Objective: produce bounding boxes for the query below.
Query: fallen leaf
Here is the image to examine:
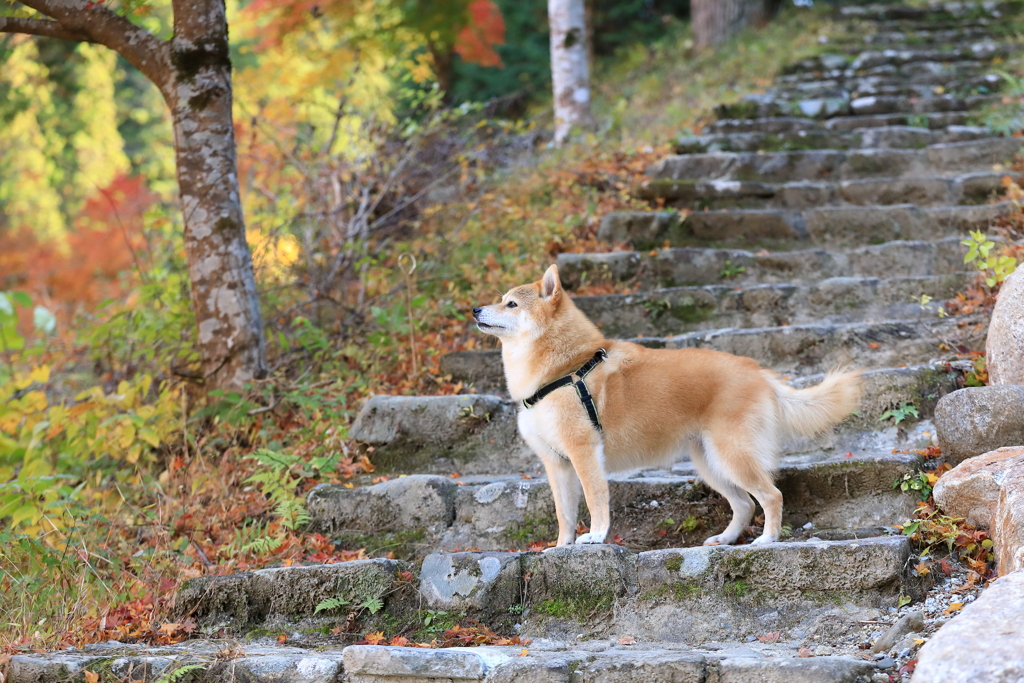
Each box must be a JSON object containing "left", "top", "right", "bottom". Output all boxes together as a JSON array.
[
  {"left": 756, "top": 631, "right": 781, "bottom": 643},
  {"left": 943, "top": 602, "right": 963, "bottom": 615},
  {"left": 519, "top": 648, "right": 530, "bottom": 657},
  {"left": 899, "top": 659, "right": 917, "bottom": 675},
  {"left": 84, "top": 672, "right": 100, "bottom": 683},
  {"left": 277, "top": 634, "right": 288, "bottom": 644},
  {"left": 798, "top": 647, "right": 814, "bottom": 658},
  {"left": 618, "top": 636, "right": 637, "bottom": 645},
  {"left": 868, "top": 342, "right": 881, "bottom": 349}
]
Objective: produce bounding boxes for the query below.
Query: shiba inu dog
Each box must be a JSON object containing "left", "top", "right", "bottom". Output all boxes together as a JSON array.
[{"left": 473, "top": 264, "right": 862, "bottom": 547}]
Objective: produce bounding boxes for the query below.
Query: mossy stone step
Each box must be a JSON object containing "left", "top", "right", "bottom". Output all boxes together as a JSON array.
[
  {"left": 838, "top": 2, "right": 1021, "bottom": 22},
  {"left": 598, "top": 202, "right": 1012, "bottom": 251},
  {"left": 638, "top": 172, "right": 1002, "bottom": 210},
  {"left": 676, "top": 127, "right": 990, "bottom": 155},
  {"left": 557, "top": 237, "right": 966, "bottom": 291},
  {"left": 709, "top": 110, "right": 973, "bottom": 135},
  {"left": 780, "top": 41, "right": 1008, "bottom": 75},
  {"left": 344, "top": 366, "right": 958, "bottom": 479},
  {"left": 309, "top": 449, "right": 922, "bottom": 554},
  {"left": 713, "top": 92, "right": 1000, "bottom": 121},
  {"left": 573, "top": 273, "right": 971, "bottom": 338},
  {"left": 647, "top": 138, "right": 1021, "bottom": 184}
]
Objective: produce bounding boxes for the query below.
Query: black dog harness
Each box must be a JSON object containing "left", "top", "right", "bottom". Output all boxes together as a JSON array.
[{"left": 522, "top": 349, "right": 608, "bottom": 432}]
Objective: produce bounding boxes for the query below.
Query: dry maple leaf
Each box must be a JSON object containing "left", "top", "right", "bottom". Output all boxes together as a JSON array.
[
  {"left": 83, "top": 672, "right": 100, "bottom": 683},
  {"left": 797, "top": 647, "right": 814, "bottom": 658},
  {"left": 617, "top": 636, "right": 637, "bottom": 645},
  {"left": 756, "top": 631, "right": 781, "bottom": 643}
]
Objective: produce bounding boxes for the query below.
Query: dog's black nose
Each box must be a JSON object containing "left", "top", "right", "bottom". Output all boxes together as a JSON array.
[{"left": 472, "top": 307, "right": 482, "bottom": 319}]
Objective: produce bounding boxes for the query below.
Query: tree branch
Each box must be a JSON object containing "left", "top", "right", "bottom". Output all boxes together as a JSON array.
[
  {"left": 10, "top": 0, "right": 173, "bottom": 96},
  {"left": 0, "top": 15, "right": 93, "bottom": 42}
]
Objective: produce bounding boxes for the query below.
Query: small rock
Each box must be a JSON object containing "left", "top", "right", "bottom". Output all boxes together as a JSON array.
[
  {"left": 875, "top": 657, "right": 897, "bottom": 670},
  {"left": 871, "top": 611, "right": 924, "bottom": 653},
  {"left": 746, "top": 635, "right": 758, "bottom": 642},
  {"left": 813, "top": 645, "right": 834, "bottom": 656},
  {"left": 872, "top": 674, "right": 890, "bottom": 683}
]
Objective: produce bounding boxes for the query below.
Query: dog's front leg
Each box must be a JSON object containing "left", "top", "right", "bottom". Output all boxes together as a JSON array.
[
  {"left": 539, "top": 450, "right": 583, "bottom": 546},
  {"left": 566, "top": 442, "right": 610, "bottom": 544}
]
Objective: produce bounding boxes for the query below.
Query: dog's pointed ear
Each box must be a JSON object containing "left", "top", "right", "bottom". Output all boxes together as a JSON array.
[{"left": 541, "top": 264, "right": 562, "bottom": 302}]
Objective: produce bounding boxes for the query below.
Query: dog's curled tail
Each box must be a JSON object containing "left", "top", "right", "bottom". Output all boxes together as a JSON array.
[{"left": 765, "top": 369, "right": 863, "bottom": 438}]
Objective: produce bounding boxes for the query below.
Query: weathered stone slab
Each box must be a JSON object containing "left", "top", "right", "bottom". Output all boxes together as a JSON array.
[
  {"left": 996, "top": 465, "right": 1024, "bottom": 574},
  {"left": 934, "top": 386, "right": 1024, "bottom": 464},
  {"left": 912, "top": 570, "right": 1024, "bottom": 683},
  {"left": 716, "top": 656, "right": 875, "bottom": 683},
  {"left": 419, "top": 551, "right": 523, "bottom": 621},
  {"left": 986, "top": 268, "right": 1024, "bottom": 385},
  {"left": 344, "top": 645, "right": 517, "bottom": 681},
  {"left": 575, "top": 652, "right": 707, "bottom": 682},
  {"left": 349, "top": 394, "right": 531, "bottom": 474},
  {"left": 597, "top": 211, "right": 684, "bottom": 249},
  {"left": 307, "top": 474, "right": 457, "bottom": 538},
  {"left": 524, "top": 544, "right": 639, "bottom": 611},
  {"left": 557, "top": 238, "right": 966, "bottom": 291},
  {"left": 175, "top": 559, "right": 409, "bottom": 632},
  {"left": 933, "top": 446, "right": 1024, "bottom": 527}
]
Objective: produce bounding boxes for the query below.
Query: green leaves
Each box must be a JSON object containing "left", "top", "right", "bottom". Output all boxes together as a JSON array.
[
  {"left": 879, "top": 402, "right": 919, "bottom": 425},
  {"left": 962, "top": 230, "right": 1018, "bottom": 288},
  {"left": 0, "top": 291, "right": 49, "bottom": 354}
]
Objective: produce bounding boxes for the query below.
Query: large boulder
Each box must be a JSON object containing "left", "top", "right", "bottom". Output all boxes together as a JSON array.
[
  {"left": 933, "top": 386, "right": 1024, "bottom": 465},
  {"left": 986, "top": 267, "right": 1024, "bottom": 385},
  {"left": 934, "top": 446, "right": 1024, "bottom": 527},
  {"left": 933, "top": 446, "right": 1024, "bottom": 575},
  {"left": 912, "top": 570, "right": 1024, "bottom": 683}
]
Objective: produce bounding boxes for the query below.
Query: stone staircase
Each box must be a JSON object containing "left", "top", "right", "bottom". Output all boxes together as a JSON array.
[{"left": 9, "top": 3, "right": 1022, "bottom": 682}]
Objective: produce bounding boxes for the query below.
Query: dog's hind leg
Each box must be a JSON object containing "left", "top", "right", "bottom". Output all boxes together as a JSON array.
[
  {"left": 690, "top": 437, "right": 756, "bottom": 546},
  {"left": 702, "top": 424, "right": 784, "bottom": 546}
]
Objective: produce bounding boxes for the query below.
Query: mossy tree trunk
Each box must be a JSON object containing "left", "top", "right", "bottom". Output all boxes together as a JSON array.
[
  {"left": 1, "top": 0, "right": 268, "bottom": 391},
  {"left": 692, "top": 0, "right": 773, "bottom": 50}
]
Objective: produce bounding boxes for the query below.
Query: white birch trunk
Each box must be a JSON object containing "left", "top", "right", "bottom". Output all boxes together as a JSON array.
[{"left": 548, "top": 0, "right": 592, "bottom": 145}]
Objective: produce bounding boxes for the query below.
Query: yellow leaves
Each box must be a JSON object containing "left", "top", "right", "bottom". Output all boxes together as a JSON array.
[{"left": 944, "top": 602, "right": 964, "bottom": 615}]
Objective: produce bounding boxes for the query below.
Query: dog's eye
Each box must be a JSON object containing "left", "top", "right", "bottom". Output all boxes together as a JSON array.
[{"left": 506, "top": 301, "right": 518, "bottom": 309}]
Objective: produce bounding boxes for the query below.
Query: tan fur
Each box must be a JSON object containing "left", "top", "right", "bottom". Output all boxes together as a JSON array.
[{"left": 473, "top": 264, "right": 863, "bottom": 547}]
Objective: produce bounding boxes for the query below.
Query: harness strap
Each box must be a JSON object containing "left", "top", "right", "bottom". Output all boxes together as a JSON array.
[{"left": 522, "top": 348, "right": 608, "bottom": 432}]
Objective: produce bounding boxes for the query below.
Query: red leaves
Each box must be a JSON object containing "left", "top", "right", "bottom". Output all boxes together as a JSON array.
[{"left": 454, "top": 0, "right": 505, "bottom": 68}]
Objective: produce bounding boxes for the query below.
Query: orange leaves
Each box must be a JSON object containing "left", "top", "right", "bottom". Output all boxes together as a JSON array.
[{"left": 454, "top": 0, "right": 506, "bottom": 68}]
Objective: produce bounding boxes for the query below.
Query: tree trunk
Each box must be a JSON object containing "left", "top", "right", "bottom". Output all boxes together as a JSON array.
[
  {"left": 692, "top": 0, "right": 770, "bottom": 50},
  {"left": 2, "top": 0, "right": 269, "bottom": 391},
  {"left": 166, "top": 0, "right": 268, "bottom": 389},
  {"left": 548, "top": 0, "right": 592, "bottom": 145}
]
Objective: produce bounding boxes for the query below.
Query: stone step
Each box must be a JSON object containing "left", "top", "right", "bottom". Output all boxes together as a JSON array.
[
  {"left": 647, "top": 138, "right": 1021, "bottom": 184},
  {"left": 780, "top": 42, "right": 1008, "bottom": 75},
  {"left": 353, "top": 364, "right": 960, "bottom": 476},
  {"left": 557, "top": 237, "right": 968, "bottom": 291},
  {"left": 598, "top": 202, "right": 1012, "bottom": 251},
  {"left": 640, "top": 172, "right": 1003, "bottom": 210},
  {"left": 708, "top": 110, "right": 972, "bottom": 135},
  {"left": 310, "top": 448, "right": 924, "bottom": 555},
  {"left": 838, "top": 2, "right": 1020, "bottom": 22},
  {"left": 6, "top": 643, "right": 350, "bottom": 683},
  {"left": 677, "top": 126, "right": 991, "bottom": 155},
  {"left": 848, "top": 27, "right": 997, "bottom": 46},
  {"left": 767, "top": 75, "right": 1000, "bottom": 101},
  {"left": 774, "top": 62, "right": 997, "bottom": 87},
  {"left": 4, "top": 641, "right": 892, "bottom": 683},
  {"left": 714, "top": 92, "right": 1000, "bottom": 121},
  {"left": 574, "top": 274, "right": 971, "bottom": 338},
  {"left": 345, "top": 645, "right": 882, "bottom": 683},
  {"left": 440, "top": 317, "right": 985, "bottom": 393}
]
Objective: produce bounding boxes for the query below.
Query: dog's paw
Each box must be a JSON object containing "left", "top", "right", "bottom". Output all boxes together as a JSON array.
[
  {"left": 574, "top": 532, "right": 608, "bottom": 544},
  {"left": 750, "top": 533, "right": 778, "bottom": 546},
  {"left": 702, "top": 534, "right": 736, "bottom": 546}
]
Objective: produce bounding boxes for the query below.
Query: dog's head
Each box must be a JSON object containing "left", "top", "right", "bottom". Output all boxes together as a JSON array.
[{"left": 473, "top": 264, "right": 564, "bottom": 340}]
